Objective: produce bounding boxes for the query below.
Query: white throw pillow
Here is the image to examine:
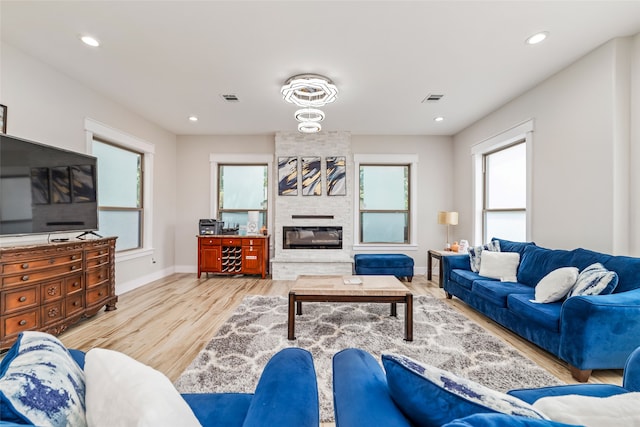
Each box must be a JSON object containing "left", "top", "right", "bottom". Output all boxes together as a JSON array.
[
  {"left": 531, "top": 267, "right": 579, "bottom": 303},
  {"left": 533, "top": 392, "right": 640, "bottom": 427},
  {"left": 85, "top": 348, "right": 202, "bottom": 427},
  {"left": 479, "top": 251, "right": 520, "bottom": 282}
]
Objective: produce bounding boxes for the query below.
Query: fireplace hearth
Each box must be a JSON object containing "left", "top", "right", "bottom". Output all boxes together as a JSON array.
[{"left": 283, "top": 226, "right": 343, "bottom": 249}]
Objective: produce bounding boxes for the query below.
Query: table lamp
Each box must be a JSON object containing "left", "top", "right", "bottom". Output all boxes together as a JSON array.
[{"left": 437, "top": 211, "right": 459, "bottom": 250}]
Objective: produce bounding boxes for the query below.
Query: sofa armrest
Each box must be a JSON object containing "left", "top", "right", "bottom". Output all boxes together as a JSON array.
[
  {"left": 442, "top": 254, "right": 471, "bottom": 288},
  {"left": 242, "top": 348, "right": 319, "bottom": 427},
  {"left": 559, "top": 289, "right": 640, "bottom": 371},
  {"left": 623, "top": 346, "right": 640, "bottom": 392},
  {"left": 333, "top": 348, "right": 411, "bottom": 427}
]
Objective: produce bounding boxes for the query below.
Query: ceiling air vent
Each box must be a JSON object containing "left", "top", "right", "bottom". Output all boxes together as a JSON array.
[
  {"left": 221, "top": 94, "right": 239, "bottom": 102},
  {"left": 422, "top": 94, "right": 444, "bottom": 103}
]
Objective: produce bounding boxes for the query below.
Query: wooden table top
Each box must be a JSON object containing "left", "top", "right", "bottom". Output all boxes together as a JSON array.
[{"left": 291, "top": 275, "right": 410, "bottom": 296}]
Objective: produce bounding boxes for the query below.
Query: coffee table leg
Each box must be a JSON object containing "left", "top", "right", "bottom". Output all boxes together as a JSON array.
[
  {"left": 405, "top": 293, "right": 413, "bottom": 341},
  {"left": 296, "top": 301, "right": 302, "bottom": 315},
  {"left": 390, "top": 302, "right": 397, "bottom": 317},
  {"left": 288, "top": 292, "right": 296, "bottom": 340}
]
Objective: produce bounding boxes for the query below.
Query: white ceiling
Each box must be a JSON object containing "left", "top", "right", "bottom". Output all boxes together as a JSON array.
[{"left": 2, "top": 1, "right": 640, "bottom": 136}]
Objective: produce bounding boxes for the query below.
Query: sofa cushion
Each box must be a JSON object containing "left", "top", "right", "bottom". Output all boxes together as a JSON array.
[
  {"left": 472, "top": 280, "right": 533, "bottom": 308},
  {"left": 85, "top": 348, "right": 201, "bottom": 427},
  {"left": 451, "top": 269, "right": 485, "bottom": 290},
  {"left": 0, "top": 331, "right": 87, "bottom": 427},
  {"left": 479, "top": 251, "right": 520, "bottom": 282},
  {"left": 442, "top": 413, "right": 579, "bottom": 427},
  {"left": 568, "top": 263, "right": 618, "bottom": 297},
  {"left": 602, "top": 255, "right": 640, "bottom": 293},
  {"left": 533, "top": 392, "right": 640, "bottom": 427},
  {"left": 508, "top": 294, "right": 561, "bottom": 332},
  {"left": 469, "top": 241, "right": 501, "bottom": 273},
  {"left": 517, "top": 246, "right": 575, "bottom": 288},
  {"left": 532, "top": 267, "right": 579, "bottom": 303},
  {"left": 381, "top": 353, "right": 547, "bottom": 427},
  {"left": 181, "top": 393, "right": 251, "bottom": 427},
  {"left": 491, "top": 238, "right": 537, "bottom": 258}
]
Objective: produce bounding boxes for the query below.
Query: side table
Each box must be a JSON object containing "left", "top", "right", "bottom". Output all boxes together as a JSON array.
[{"left": 427, "top": 249, "right": 461, "bottom": 288}]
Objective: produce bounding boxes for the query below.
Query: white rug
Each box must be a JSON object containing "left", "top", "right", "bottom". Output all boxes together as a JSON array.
[{"left": 175, "top": 295, "right": 563, "bottom": 422}]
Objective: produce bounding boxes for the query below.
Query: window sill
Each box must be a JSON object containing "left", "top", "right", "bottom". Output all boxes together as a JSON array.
[
  {"left": 353, "top": 243, "right": 418, "bottom": 251},
  {"left": 115, "top": 247, "right": 154, "bottom": 262}
]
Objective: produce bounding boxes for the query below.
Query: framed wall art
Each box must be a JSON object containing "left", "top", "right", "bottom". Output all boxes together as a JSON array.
[
  {"left": 278, "top": 156, "right": 298, "bottom": 196},
  {"left": 326, "top": 156, "right": 346, "bottom": 196},
  {"left": 301, "top": 156, "right": 321, "bottom": 196}
]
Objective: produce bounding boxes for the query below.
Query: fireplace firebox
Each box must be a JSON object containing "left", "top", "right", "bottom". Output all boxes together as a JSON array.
[{"left": 283, "top": 226, "right": 343, "bottom": 249}]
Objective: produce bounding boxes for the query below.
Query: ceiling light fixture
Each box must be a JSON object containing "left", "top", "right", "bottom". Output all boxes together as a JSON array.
[
  {"left": 525, "top": 31, "right": 549, "bottom": 45},
  {"left": 188, "top": 115, "right": 198, "bottom": 122},
  {"left": 434, "top": 116, "right": 444, "bottom": 122},
  {"left": 294, "top": 108, "right": 325, "bottom": 123},
  {"left": 80, "top": 35, "right": 100, "bottom": 47},
  {"left": 298, "top": 121, "right": 322, "bottom": 133},
  {"left": 281, "top": 74, "right": 338, "bottom": 107}
]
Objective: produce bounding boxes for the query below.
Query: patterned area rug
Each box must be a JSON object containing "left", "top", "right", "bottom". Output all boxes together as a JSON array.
[{"left": 175, "top": 295, "right": 563, "bottom": 422}]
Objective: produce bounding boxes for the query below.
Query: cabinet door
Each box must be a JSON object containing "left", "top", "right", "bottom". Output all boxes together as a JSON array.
[
  {"left": 201, "top": 246, "right": 221, "bottom": 272},
  {"left": 242, "top": 247, "right": 262, "bottom": 274}
]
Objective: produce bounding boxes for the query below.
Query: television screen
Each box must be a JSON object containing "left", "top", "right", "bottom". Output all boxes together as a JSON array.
[{"left": 0, "top": 134, "right": 98, "bottom": 236}]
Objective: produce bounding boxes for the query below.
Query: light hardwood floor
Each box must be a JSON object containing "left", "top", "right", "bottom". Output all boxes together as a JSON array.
[{"left": 57, "top": 272, "right": 622, "bottom": 425}]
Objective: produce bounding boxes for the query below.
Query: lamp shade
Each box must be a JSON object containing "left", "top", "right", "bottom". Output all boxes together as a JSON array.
[{"left": 437, "top": 211, "right": 459, "bottom": 226}]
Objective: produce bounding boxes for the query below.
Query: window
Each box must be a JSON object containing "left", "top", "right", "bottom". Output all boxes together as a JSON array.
[
  {"left": 471, "top": 120, "right": 532, "bottom": 244},
  {"left": 217, "top": 164, "right": 268, "bottom": 231},
  {"left": 93, "top": 139, "right": 143, "bottom": 251},
  {"left": 483, "top": 142, "right": 526, "bottom": 242},
  {"left": 358, "top": 164, "right": 410, "bottom": 243}
]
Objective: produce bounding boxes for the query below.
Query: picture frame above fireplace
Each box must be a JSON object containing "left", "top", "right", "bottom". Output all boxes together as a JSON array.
[
  {"left": 326, "top": 156, "right": 346, "bottom": 196},
  {"left": 301, "top": 156, "right": 321, "bottom": 196},
  {"left": 278, "top": 156, "right": 298, "bottom": 196}
]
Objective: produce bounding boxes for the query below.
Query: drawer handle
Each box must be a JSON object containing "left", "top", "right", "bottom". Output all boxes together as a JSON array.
[
  {"left": 98, "top": 292, "right": 103, "bottom": 296},
  {"left": 71, "top": 265, "right": 77, "bottom": 270},
  {"left": 19, "top": 320, "right": 27, "bottom": 326},
  {"left": 48, "top": 308, "right": 59, "bottom": 317},
  {"left": 21, "top": 263, "right": 29, "bottom": 269},
  {"left": 71, "top": 255, "right": 78, "bottom": 260},
  {"left": 18, "top": 296, "right": 27, "bottom": 302},
  {"left": 48, "top": 287, "right": 57, "bottom": 296},
  {"left": 21, "top": 275, "right": 29, "bottom": 281},
  {"left": 73, "top": 301, "right": 79, "bottom": 306},
  {"left": 73, "top": 282, "right": 80, "bottom": 287},
  {"left": 98, "top": 274, "right": 103, "bottom": 279}
]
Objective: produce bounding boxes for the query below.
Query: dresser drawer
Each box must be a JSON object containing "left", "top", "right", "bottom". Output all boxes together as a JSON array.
[
  {"left": 86, "top": 255, "right": 109, "bottom": 268},
  {"left": 2, "top": 262, "right": 83, "bottom": 288},
  {"left": 65, "top": 274, "right": 84, "bottom": 295},
  {"left": 4, "top": 309, "right": 39, "bottom": 336},
  {"left": 200, "top": 238, "right": 221, "bottom": 246},
  {"left": 2, "top": 252, "right": 82, "bottom": 274},
  {"left": 42, "top": 301, "right": 65, "bottom": 325},
  {"left": 41, "top": 279, "right": 64, "bottom": 303},
  {"left": 242, "top": 238, "right": 264, "bottom": 247},
  {"left": 2, "top": 287, "right": 39, "bottom": 315},
  {"left": 86, "top": 284, "right": 109, "bottom": 306},
  {"left": 86, "top": 247, "right": 110, "bottom": 260},
  {"left": 86, "top": 267, "right": 109, "bottom": 288},
  {"left": 222, "top": 238, "right": 242, "bottom": 246},
  {"left": 65, "top": 294, "right": 84, "bottom": 316}
]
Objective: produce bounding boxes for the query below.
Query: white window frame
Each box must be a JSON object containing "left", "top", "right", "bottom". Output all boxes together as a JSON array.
[
  {"left": 471, "top": 119, "right": 533, "bottom": 245},
  {"left": 353, "top": 154, "right": 418, "bottom": 250},
  {"left": 209, "top": 154, "right": 274, "bottom": 232},
  {"left": 85, "top": 118, "right": 155, "bottom": 261}
]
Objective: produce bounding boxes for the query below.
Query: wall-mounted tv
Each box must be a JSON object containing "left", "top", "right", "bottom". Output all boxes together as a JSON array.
[{"left": 0, "top": 134, "right": 98, "bottom": 236}]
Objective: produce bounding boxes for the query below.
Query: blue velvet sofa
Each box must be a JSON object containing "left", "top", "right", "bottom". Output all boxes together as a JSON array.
[
  {"left": 442, "top": 238, "right": 640, "bottom": 381},
  {"left": 332, "top": 347, "right": 640, "bottom": 427},
  {"left": 0, "top": 332, "right": 319, "bottom": 427}
]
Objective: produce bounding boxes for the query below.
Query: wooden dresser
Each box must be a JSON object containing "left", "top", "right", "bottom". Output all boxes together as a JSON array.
[
  {"left": 197, "top": 235, "right": 269, "bottom": 279},
  {"left": 0, "top": 237, "right": 117, "bottom": 350}
]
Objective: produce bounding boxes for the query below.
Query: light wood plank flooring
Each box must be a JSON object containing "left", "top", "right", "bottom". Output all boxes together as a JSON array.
[{"left": 56, "top": 273, "right": 622, "bottom": 426}]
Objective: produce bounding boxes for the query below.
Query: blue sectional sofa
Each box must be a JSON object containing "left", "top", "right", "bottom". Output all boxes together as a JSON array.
[
  {"left": 0, "top": 332, "right": 319, "bottom": 427},
  {"left": 442, "top": 238, "right": 640, "bottom": 381},
  {"left": 332, "top": 347, "right": 640, "bottom": 427}
]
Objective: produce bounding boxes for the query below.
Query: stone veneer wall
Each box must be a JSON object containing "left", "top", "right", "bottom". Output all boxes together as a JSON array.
[{"left": 271, "top": 131, "right": 354, "bottom": 280}]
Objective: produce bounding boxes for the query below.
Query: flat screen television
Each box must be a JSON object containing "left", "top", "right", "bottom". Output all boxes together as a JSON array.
[{"left": 0, "top": 134, "right": 98, "bottom": 236}]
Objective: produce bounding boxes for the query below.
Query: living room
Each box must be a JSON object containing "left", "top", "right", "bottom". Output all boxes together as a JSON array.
[{"left": 1, "top": 1, "right": 640, "bottom": 426}]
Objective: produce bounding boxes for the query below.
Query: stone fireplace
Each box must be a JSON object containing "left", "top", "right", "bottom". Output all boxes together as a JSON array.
[{"left": 271, "top": 131, "right": 354, "bottom": 280}]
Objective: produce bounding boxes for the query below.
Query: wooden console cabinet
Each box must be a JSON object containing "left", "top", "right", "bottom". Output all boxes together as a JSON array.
[
  {"left": 197, "top": 235, "right": 269, "bottom": 279},
  {"left": 0, "top": 237, "right": 117, "bottom": 350}
]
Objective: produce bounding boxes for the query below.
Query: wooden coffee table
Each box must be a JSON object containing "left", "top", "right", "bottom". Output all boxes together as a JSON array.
[{"left": 288, "top": 275, "right": 413, "bottom": 341}]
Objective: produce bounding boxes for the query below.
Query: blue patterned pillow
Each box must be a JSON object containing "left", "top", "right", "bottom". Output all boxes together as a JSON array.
[
  {"left": 382, "top": 354, "right": 548, "bottom": 427},
  {"left": 568, "top": 263, "right": 618, "bottom": 297},
  {"left": 0, "top": 331, "right": 87, "bottom": 427},
  {"left": 469, "top": 241, "right": 501, "bottom": 273}
]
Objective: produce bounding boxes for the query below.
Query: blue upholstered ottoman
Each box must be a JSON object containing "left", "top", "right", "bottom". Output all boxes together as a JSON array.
[{"left": 354, "top": 254, "right": 414, "bottom": 282}]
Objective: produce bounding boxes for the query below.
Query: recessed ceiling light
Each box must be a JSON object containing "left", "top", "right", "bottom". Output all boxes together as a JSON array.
[
  {"left": 80, "top": 35, "right": 100, "bottom": 47},
  {"left": 526, "top": 31, "right": 549, "bottom": 45},
  {"left": 188, "top": 115, "right": 198, "bottom": 122},
  {"left": 434, "top": 116, "right": 444, "bottom": 122}
]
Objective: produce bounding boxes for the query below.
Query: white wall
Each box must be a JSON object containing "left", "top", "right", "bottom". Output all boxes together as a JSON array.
[
  {"left": 452, "top": 35, "right": 640, "bottom": 255},
  {"left": 174, "top": 133, "right": 453, "bottom": 273},
  {"left": 0, "top": 43, "right": 178, "bottom": 292}
]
